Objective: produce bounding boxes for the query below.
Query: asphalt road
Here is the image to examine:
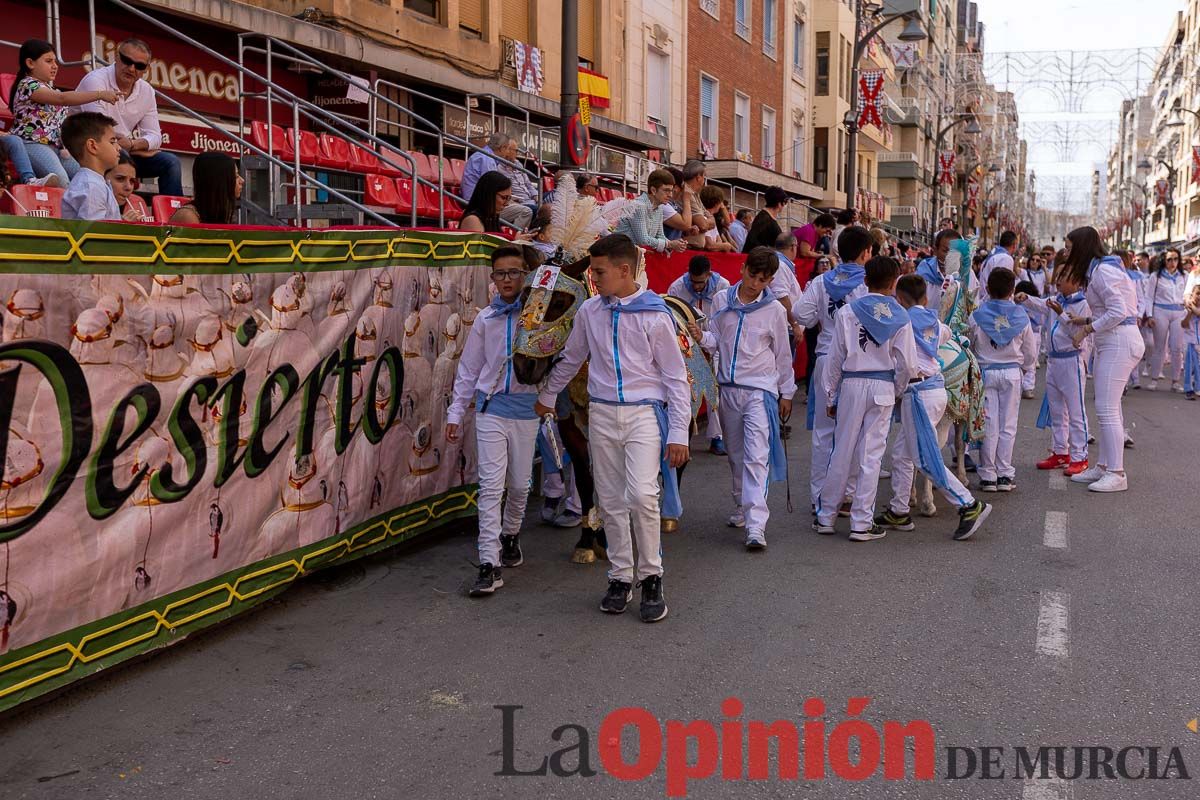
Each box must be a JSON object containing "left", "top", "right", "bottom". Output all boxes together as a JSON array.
[{"left": 2, "top": 376, "right": 1199, "bottom": 800}]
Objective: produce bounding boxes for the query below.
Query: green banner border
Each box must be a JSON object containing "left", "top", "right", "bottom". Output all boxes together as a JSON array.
[{"left": 0, "top": 484, "right": 478, "bottom": 713}]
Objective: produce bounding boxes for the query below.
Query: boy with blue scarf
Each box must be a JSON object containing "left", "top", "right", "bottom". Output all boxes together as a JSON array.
[
  {"left": 813, "top": 256, "right": 917, "bottom": 541},
  {"left": 535, "top": 234, "right": 691, "bottom": 623},
  {"left": 969, "top": 268, "right": 1039, "bottom": 492},
  {"left": 447, "top": 245, "right": 539, "bottom": 596},
  {"left": 692, "top": 247, "right": 795, "bottom": 550},
  {"left": 668, "top": 255, "right": 731, "bottom": 454},
  {"left": 875, "top": 276, "right": 992, "bottom": 540}
]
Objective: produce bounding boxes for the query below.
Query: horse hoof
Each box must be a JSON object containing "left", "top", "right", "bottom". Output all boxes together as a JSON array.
[
  {"left": 571, "top": 547, "right": 596, "bottom": 564},
  {"left": 661, "top": 518, "right": 679, "bottom": 534},
  {"left": 918, "top": 502, "right": 937, "bottom": 518},
  {"left": 591, "top": 544, "right": 608, "bottom": 561}
]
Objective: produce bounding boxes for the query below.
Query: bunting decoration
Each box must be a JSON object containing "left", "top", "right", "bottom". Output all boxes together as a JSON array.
[
  {"left": 857, "top": 70, "right": 885, "bottom": 130},
  {"left": 938, "top": 151, "right": 956, "bottom": 185},
  {"left": 1193, "top": 146, "right": 1200, "bottom": 184},
  {"left": 967, "top": 179, "right": 980, "bottom": 213},
  {"left": 1155, "top": 179, "right": 1170, "bottom": 205},
  {"left": 512, "top": 41, "right": 545, "bottom": 95}
]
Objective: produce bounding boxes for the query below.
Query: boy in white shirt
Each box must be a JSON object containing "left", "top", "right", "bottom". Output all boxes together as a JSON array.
[
  {"left": 813, "top": 256, "right": 918, "bottom": 541},
  {"left": 447, "top": 245, "right": 539, "bottom": 596},
  {"left": 875, "top": 275, "right": 991, "bottom": 540},
  {"left": 535, "top": 234, "right": 691, "bottom": 623},
  {"left": 969, "top": 267, "right": 1040, "bottom": 492},
  {"left": 690, "top": 247, "right": 795, "bottom": 550},
  {"left": 1182, "top": 284, "right": 1200, "bottom": 400},
  {"left": 1018, "top": 266, "right": 1092, "bottom": 475},
  {"left": 668, "top": 255, "right": 731, "bottom": 455},
  {"left": 793, "top": 226, "right": 872, "bottom": 512},
  {"left": 60, "top": 112, "right": 122, "bottom": 221}
]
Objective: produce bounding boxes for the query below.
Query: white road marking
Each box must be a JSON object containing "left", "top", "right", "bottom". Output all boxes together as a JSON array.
[
  {"left": 1035, "top": 591, "right": 1070, "bottom": 659},
  {"left": 1043, "top": 511, "right": 1068, "bottom": 549},
  {"left": 1022, "top": 777, "right": 1073, "bottom": 799},
  {"left": 1048, "top": 471, "right": 1067, "bottom": 491}
]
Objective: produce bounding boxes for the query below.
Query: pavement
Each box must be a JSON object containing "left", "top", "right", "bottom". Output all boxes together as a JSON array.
[{"left": 2, "top": 374, "right": 1199, "bottom": 800}]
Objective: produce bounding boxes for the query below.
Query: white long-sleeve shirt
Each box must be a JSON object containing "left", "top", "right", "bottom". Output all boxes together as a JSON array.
[
  {"left": 537, "top": 291, "right": 692, "bottom": 445},
  {"left": 969, "top": 315, "right": 1039, "bottom": 370},
  {"left": 1020, "top": 294, "right": 1091, "bottom": 355},
  {"left": 1147, "top": 268, "right": 1187, "bottom": 310},
  {"left": 822, "top": 301, "right": 918, "bottom": 404},
  {"left": 911, "top": 319, "right": 952, "bottom": 380},
  {"left": 1129, "top": 271, "right": 1149, "bottom": 317},
  {"left": 1086, "top": 258, "right": 1140, "bottom": 333},
  {"left": 920, "top": 257, "right": 979, "bottom": 314},
  {"left": 76, "top": 65, "right": 163, "bottom": 150},
  {"left": 698, "top": 287, "right": 796, "bottom": 398},
  {"left": 793, "top": 270, "right": 868, "bottom": 356},
  {"left": 977, "top": 247, "right": 1015, "bottom": 301},
  {"left": 666, "top": 273, "right": 730, "bottom": 318},
  {"left": 446, "top": 303, "right": 536, "bottom": 425},
  {"left": 771, "top": 253, "right": 804, "bottom": 319}
]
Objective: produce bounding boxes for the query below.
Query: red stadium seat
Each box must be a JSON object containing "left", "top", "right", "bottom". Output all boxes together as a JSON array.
[
  {"left": 420, "top": 183, "right": 461, "bottom": 223},
  {"left": 125, "top": 193, "right": 152, "bottom": 222},
  {"left": 422, "top": 155, "right": 452, "bottom": 187},
  {"left": 347, "top": 142, "right": 381, "bottom": 174},
  {"left": 364, "top": 173, "right": 400, "bottom": 211},
  {"left": 2, "top": 184, "right": 63, "bottom": 217},
  {"left": 0, "top": 73, "right": 14, "bottom": 131},
  {"left": 316, "top": 134, "right": 350, "bottom": 170},
  {"left": 408, "top": 151, "right": 434, "bottom": 183},
  {"left": 447, "top": 158, "right": 466, "bottom": 186},
  {"left": 249, "top": 121, "right": 294, "bottom": 160},
  {"left": 289, "top": 129, "right": 320, "bottom": 166},
  {"left": 153, "top": 195, "right": 190, "bottom": 223},
  {"left": 376, "top": 145, "right": 412, "bottom": 178}
]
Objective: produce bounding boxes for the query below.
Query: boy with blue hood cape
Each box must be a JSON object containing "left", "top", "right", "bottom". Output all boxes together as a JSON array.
[
  {"left": 813, "top": 255, "right": 918, "bottom": 541},
  {"left": 969, "top": 266, "right": 1040, "bottom": 493}
]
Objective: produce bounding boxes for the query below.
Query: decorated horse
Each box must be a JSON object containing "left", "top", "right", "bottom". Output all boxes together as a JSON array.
[{"left": 913, "top": 236, "right": 986, "bottom": 516}]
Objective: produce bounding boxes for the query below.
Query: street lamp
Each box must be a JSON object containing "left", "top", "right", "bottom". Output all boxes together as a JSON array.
[
  {"left": 929, "top": 114, "right": 980, "bottom": 235},
  {"left": 1164, "top": 106, "right": 1200, "bottom": 128},
  {"left": 844, "top": 2, "right": 927, "bottom": 214},
  {"left": 1137, "top": 153, "right": 1177, "bottom": 242}
]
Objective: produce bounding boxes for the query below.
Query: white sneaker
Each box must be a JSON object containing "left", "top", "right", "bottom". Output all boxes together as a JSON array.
[
  {"left": 1070, "top": 464, "right": 1106, "bottom": 483},
  {"left": 27, "top": 174, "right": 61, "bottom": 188},
  {"left": 1088, "top": 471, "right": 1128, "bottom": 493},
  {"left": 1141, "top": 366, "right": 1150, "bottom": 377},
  {"left": 879, "top": 468, "right": 891, "bottom": 479},
  {"left": 1148, "top": 380, "right": 1159, "bottom": 391},
  {"left": 727, "top": 511, "right": 746, "bottom": 528},
  {"left": 1172, "top": 381, "right": 1184, "bottom": 393},
  {"left": 745, "top": 530, "right": 766, "bottom": 550}
]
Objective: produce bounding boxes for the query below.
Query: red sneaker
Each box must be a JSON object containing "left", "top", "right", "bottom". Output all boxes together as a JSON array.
[
  {"left": 1064, "top": 459, "right": 1089, "bottom": 476},
  {"left": 1036, "top": 453, "right": 1069, "bottom": 470}
]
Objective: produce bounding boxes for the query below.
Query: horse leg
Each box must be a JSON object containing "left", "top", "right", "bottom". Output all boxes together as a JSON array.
[
  {"left": 560, "top": 419, "right": 606, "bottom": 563},
  {"left": 954, "top": 422, "right": 969, "bottom": 484}
]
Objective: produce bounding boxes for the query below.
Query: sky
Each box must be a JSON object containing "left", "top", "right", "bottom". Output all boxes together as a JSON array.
[{"left": 975, "top": 0, "right": 1184, "bottom": 208}]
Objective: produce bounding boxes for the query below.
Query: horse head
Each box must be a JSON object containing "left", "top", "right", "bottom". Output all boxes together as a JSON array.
[{"left": 512, "top": 254, "right": 591, "bottom": 386}]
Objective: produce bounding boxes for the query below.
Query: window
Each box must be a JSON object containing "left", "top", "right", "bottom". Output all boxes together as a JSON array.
[
  {"left": 792, "top": 121, "right": 804, "bottom": 177},
  {"left": 405, "top": 0, "right": 438, "bottom": 16},
  {"left": 500, "top": 0, "right": 528, "bottom": 41},
  {"left": 647, "top": 49, "right": 670, "bottom": 127},
  {"left": 763, "top": 0, "right": 777, "bottom": 59},
  {"left": 734, "top": 92, "right": 750, "bottom": 156},
  {"left": 700, "top": 74, "right": 718, "bottom": 154},
  {"left": 459, "top": 0, "right": 482, "bottom": 33},
  {"left": 792, "top": 17, "right": 805, "bottom": 80},
  {"left": 735, "top": 0, "right": 751, "bottom": 41},
  {"left": 700, "top": 0, "right": 719, "bottom": 18},
  {"left": 578, "top": 0, "right": 596, "bottom": 66},
  {"left": 815, "top": 32, "right": 829, "bottom": 96},
  {"left": 836, "top": 128, "right": 845, "bottom": 192},
  {"left": 762, "top": 106, "right": 776, "bottom": 170},
  {"left": 814, "top": 127, "right": 828, "bottom": 189}
]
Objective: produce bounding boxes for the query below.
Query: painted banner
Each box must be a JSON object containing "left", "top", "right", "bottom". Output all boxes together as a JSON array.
[{"left": 0, "top": 220, "right": 497, "bottom": 711}]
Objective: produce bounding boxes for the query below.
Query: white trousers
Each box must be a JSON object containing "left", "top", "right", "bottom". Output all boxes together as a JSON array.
[
  {"left": 718, "top": 386, "right": 772, "bottom": 533},
  {"left": 809, "top": 355, "right": 857, "bottom": 503},
  {"left": 1045, "top": 354, "right": 1089, "bottom": 461},
  {"left": 817, "top": 377, "right": 893, "bottom": 531},
  {"left": 475, "top": 412, "right": 540, "bottom": 565},
  {"left": 1021, "top": 366, "right": 1037, "bottom": 392},
  {"left": 1150, "top": 306, "right": 1185, "bottom": 381},
  {"left": 889, "top": 387, "right": 974, "bottom": 514},
  {"left": 1093, "top": 326, "right": 1144, "bottom": 472},
  {"left": 980, "top": 367, "right": 1021, "bottom": 481},
  {"left": 588, "top": 403, "right": 663, "bottom": 582}
]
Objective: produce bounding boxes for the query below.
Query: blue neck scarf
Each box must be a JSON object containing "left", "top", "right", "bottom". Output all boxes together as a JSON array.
[
  {"left": 849, "top": 294, "right": 909, "bottom": 345},
  {"left": 1160, "top": 268, "right": 1181, "bottom": 282},
  {"left": 1126, "top": 268, "right": 1146, "bottom": 282},
  {"left": 1057, "top": 291, "right": 1085, "bottom": 307},
  {"left": 916, "top": 256, "right": 944, "bottom": 286},
  {"left": 604, "top": 291, "right": 671, "bottom": 315},
  {"left": 685, "top": 274, "right": 720, "bottom": 305},
  {"left": 713, "top": 284, "right": 777, "bottom": 318},
  {"left": 487, "top": 295, "right": 522, "bottom": 318},
  {"left": 1086, "top": 255, "right": 1125, "bottom": 281},
  {"left": 824, "top": 263, "right": 866, "bottom": 303},
  {"left": 990, "top": 245, "right": 1008, "bottom": 259},
  {"left": 972, "top": 298, "right": 1030, "bottom": 347},
  {"left": 907, "top": 305, "right": 941, "bottom": 359}
]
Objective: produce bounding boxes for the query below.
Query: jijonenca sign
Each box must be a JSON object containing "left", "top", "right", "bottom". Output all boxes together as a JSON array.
[{"left": 0, "top": 221, "right": 496, "bottom": 712}]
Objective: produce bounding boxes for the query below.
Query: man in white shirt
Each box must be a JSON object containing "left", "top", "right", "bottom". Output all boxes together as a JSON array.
[
  {"left": 75, "top": 38, "right": 183, "bottom": 196},
  {"left": 728, "top": 209, "right": 753, "bottom": 252},
  {"left": 977, "top": 230, "right": 1017, "bottom": 302}
]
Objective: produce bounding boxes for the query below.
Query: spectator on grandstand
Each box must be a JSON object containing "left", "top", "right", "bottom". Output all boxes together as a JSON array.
[
  {"left": 170, "top": 152, "right": 243, "bottom": 225},
  {"left": 461, "top": 133, "right": 536, "bottom": 229},
  {"left": 106, "top": 152, "right": 147, "bottom": 221}
]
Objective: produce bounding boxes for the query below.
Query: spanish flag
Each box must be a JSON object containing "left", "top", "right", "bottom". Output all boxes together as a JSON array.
[{"left": 578, "top": 67, "right": 610, "bottom": 110}]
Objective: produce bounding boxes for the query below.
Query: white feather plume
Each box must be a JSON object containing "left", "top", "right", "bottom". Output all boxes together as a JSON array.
[{"left": 545, "top": 171, "right": 608, "bottom": 263}]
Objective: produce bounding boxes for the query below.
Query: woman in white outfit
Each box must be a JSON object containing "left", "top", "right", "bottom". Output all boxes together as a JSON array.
[
  {"left": 1145, "top": 248, "right": 1187, "bottom": 391},
  {"left": 1064, "top": 227, "right": 1144, "bottom": 493}
]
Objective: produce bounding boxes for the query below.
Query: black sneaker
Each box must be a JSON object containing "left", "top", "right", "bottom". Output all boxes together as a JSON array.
[
  {"left": 638, "top": 575, "right": 668, "bottom": 623},
  {"left": 979, "top": 480, "right": 998, "bottom": 493},
  {"left": 874, "top": 508, "right": 915, "bottom": 531},
  {"left": 954, "top": 500, "right": 992, "bottom": 541},
  {"left": 600, "top": 580, "right": 633, "bottom": 614},
  {"left": 997, "top": 477, "right": 1014, "bottom": 493},
  {"left": 848, "top": 525, "right": 887, "bottom": 542},
  {"left": 499, "top": 534, "right": 523, "bottom": 567},
  {"left": 468, "top": 563, "right": 502, "bottom": 596}
]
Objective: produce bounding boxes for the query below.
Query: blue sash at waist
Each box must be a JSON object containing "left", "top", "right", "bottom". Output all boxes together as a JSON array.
[
  {"left": 843, "top": 369, "right": 896, "bottom": 381},
  {"left": 980, "top": 361, "right": 1020, "bottom": 372}
]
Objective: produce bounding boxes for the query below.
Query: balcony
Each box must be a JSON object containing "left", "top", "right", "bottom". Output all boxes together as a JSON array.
[
  {"left": 878, "top": 151, "right": 920, "bottom": 180},
  {"left": 886, "top": 96, "right": 921, "bottom": 127},
  {"left": 889, "top": 205, "right": 918, "bottom": 231}
]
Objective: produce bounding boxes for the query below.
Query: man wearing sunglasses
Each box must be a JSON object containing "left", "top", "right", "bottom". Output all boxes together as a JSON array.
[{"left": 75, "top": 38, "right": 183, "bottom": 196}]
